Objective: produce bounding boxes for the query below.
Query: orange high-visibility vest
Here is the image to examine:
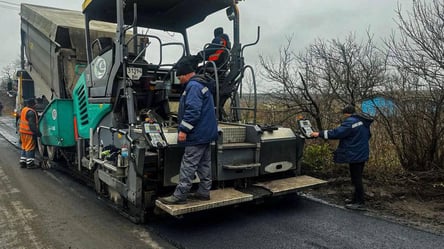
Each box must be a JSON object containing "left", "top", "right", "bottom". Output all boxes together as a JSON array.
[
  {"left": 208, "top": 38, "right": 227, "bottom": 62},
  {"left": 19, "top": 107, "right": 38, "bottom": 135}
]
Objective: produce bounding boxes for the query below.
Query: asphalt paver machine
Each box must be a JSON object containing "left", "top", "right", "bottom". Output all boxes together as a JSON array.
[{"left": 20, "top": 0, "right": 325, "bottom": 222}]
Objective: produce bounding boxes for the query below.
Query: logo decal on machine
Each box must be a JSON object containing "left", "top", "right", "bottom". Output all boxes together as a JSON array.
[
  {"left": 93, "top": 56, "right": 107, "bottom": 79},
  {"left": 52, "top": 109, "right": 57, "bottom": 120}
]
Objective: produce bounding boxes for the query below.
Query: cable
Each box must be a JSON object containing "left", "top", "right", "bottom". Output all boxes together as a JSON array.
[
  {"left": 0, "top": 4, "right": 19, "bottom": 11},
  {"left": 0, "top": 0, "right": 18, "bottom": 6},
  {"left": 0, "top": 0, "right": 19, "bottom": 11}
]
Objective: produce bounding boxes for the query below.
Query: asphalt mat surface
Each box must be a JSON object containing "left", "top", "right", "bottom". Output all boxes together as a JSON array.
[{"left": 147, "top": 195, "right": 444, "bottom": 249}]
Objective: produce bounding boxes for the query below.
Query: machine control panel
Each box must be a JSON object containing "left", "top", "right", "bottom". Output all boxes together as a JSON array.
[
  {"left": 142, "top": 122, "right": 168, "bottom": 148},
  {"left": 298, "top": 119, "right": 315, "bottom": 138}
]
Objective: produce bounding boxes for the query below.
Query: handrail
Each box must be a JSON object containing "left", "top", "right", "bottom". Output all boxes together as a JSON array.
[
  {"left": 126, "top": 34, "right": 185, "bottom": 68},
  {"left": 97, "top": 125, "right": 134, "bottom": 144},
  {"left": 200, "top": 43, "right": 231, "bottom": 71},
  {"left": 241, "top": 26, "right": 260, "bottom": 55}
]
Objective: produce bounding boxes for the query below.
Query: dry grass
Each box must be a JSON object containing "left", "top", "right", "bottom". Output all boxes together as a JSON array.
[{"left": 366, "top": 123, "right": 405, "bottom": 182}]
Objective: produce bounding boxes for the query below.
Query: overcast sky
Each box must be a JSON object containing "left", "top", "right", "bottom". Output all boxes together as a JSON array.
[{"left": 0, "top": 0, "right": 413, "bottom": 74}]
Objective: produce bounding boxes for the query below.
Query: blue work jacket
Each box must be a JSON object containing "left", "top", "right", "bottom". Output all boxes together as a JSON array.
[
  {"left": 319, "top": 113, "right": 373, "bottom": 164},
  {"left": 178, "top": 76, "right": 218, "bottom": 146}
]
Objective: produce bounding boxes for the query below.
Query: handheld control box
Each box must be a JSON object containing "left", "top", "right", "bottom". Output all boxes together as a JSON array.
[
  {"left": 142, "top": 122, "right": 168, "bottom": 148},
  {"left": 298, "top": 119, "right": 315, "bottom": 138}
]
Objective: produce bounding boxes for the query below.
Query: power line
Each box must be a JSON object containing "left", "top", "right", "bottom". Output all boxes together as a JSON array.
[
  {"left": 0, "top": 0, "right": 19, "bottom": 11},
  {"left": 0, "top": 0, "right": 19, "bottom": 7},
  {"left": 0, "top": 4, "right": 19, "bottom": 11}
]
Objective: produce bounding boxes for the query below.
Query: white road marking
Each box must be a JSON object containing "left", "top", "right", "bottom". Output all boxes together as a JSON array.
[{"left": 133, "top": 228, "right": 165, "bottom": 249}]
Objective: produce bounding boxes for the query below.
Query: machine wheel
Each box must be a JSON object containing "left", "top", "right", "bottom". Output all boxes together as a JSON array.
[
  {"left": 37, "top": 137, "right": 47, "bottom": 157},
  {"left": 47, "top": 146, "right": 57, "bottom": 161},
  {"left": 37, "top": 138, "right": 52, "bottom": 169}
]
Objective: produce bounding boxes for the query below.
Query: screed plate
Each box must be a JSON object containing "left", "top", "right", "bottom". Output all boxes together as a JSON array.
[
  {"left": 253, "top": 175, "right": 327, "bottom": 196},
  {"left": 156, "top": 188, "right": 253, "bottom": 216}
]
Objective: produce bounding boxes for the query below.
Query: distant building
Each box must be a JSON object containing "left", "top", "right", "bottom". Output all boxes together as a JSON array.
[{"left": 361, "top": 96, "right": 395, "bottom": 116}]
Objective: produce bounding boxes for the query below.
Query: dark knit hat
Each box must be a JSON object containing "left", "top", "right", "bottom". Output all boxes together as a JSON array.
[
  {"left": 175, "top": 56, "right": 198, "bottom": 76},
  {"left": 214, "top": 27, "right": 223, "bottom": 37},
  {"left": 342, "top": 105, "right": 356, "bottom": 114}
]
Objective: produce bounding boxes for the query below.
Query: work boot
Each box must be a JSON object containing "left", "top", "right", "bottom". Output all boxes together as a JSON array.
[
  {"left": 345, "top": 203, "right": 366, "bottom": 211},
  {"left": 159, "top": 195, "right": 187, "bottom": 205},
  {"left": 20, "top": 162, "right": 26, "bottom": 168},
  {"left": 188, "top": 192, "right": 210, "bottom": 201}
]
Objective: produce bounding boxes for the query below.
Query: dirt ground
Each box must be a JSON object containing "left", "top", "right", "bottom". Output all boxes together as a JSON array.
[{"left": 305, "top": 175, "right": 444, "bottom": 235}]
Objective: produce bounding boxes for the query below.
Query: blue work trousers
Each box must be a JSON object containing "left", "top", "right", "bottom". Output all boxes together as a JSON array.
[{"left": 173, "top": 144, "right": 212, "bottom": 200}]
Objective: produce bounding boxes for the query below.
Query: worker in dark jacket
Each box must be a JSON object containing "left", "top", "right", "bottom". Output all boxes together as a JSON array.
[
  {"left": 200, "top": 27, "right": 231, "bottom": 69},
  {"left": 159, "top": 56, "right": 218, "bottom": 205},
  {"left": 311, "top": 105, "right": 373, "bottom": 210},
  {"left": 198, "top": 27, "right": 231, "bottom": 120},
  {"left": 19, "top": 98, "right": 41, "bottom": 168}
]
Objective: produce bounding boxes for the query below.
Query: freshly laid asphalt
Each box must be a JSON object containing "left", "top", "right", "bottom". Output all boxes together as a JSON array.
[{"left": 148, "top": 195, "right": 443, "bottom": 249}]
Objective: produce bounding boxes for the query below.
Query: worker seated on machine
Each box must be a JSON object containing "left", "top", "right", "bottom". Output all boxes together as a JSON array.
[{"left": 197, "top": 27, "right": 231, "bottom": 76}]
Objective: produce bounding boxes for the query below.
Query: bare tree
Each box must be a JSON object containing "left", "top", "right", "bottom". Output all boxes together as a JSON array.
[
  {"left": 382, "top": 0, "right": 444, "bottom": 171},
  {"left": 259, "top": 37, "right": 313, "bottom": 127},
  {"left": 236, "top": 69, "right": 258, "bottom": 122},
  {"left": 259, "top": 33, "right": 387, "bottom": 130},
  {"left": 1, "top": 58, "right": 20, "bottom": 89}
]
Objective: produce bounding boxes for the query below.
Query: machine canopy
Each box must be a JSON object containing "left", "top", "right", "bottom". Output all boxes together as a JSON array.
[{"left": 82, "top": 0, "right": 233, "bottom": 32}]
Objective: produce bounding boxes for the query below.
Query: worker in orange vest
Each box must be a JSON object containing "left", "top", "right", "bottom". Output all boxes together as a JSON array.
[{"left": 19, "top": 98, "right": 41, "bottom": 168}]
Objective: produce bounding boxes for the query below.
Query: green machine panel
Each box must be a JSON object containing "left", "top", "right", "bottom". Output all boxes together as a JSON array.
[
  {"left": 39, "top": 99, "right": 76, "bottom": 147},
  {"left": 72, "top": 73, "right": 112, "bottom": 139}
]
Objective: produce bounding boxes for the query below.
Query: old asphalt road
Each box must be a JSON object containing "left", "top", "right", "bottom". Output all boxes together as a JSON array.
[
  {"left": 0, "top": 116, "right": 174, "bottom": 249},
  {"left": 1, "top": 116, "right": 443, "bottom": 249}
]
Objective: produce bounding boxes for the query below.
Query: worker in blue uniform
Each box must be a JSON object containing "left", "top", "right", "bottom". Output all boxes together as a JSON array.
[
  {"left": 159, "top": 56, "right": 218, "bottom": 205},
  {"left": 311, "top": 105, "right": 373, "bottom": 210}
]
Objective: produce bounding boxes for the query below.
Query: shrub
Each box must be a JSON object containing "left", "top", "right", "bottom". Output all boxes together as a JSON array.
[{"left": 301, "top": 141, "right": 346, "bottom": 177}]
